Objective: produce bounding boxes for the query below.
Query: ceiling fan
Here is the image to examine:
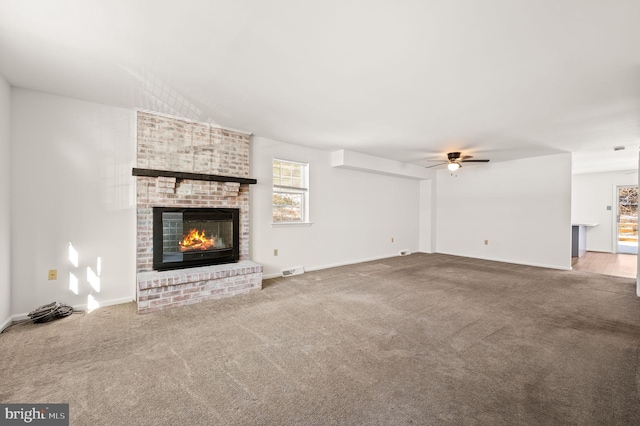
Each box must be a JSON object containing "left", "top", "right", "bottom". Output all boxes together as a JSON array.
[{"left": 425, "top": 152, "right": 490, "bottom": 171}]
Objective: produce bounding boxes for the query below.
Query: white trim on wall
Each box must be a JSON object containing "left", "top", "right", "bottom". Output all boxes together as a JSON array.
[
  {"left": 7, "top": 297, "right": 136, "bottom": 324},
  {"left": 261, "top": 253, "right": 407, "bottom": 280}
]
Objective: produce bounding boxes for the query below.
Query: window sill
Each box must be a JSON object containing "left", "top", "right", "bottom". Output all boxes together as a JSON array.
[{"left": 271, "top": 222, "right": 314, "bottom": 228}]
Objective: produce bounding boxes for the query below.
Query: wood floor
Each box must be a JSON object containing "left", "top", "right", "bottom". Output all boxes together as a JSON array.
[{"left": 572, "top": 251, "right": 637, "bottom": 279}]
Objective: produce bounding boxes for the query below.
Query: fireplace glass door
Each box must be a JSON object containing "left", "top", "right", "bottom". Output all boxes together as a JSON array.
[{"left": 153, "top": 207, "right": 240, "bottom": 270}]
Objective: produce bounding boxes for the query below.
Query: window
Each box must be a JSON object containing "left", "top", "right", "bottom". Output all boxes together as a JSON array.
[{"left": 273, "top": 159, "right": 309, "bottom": 223}]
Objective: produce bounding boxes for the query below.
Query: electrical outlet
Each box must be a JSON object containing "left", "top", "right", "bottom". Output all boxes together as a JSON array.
[
  {"left": 274, "top": 249, "right": 278, "bottom": 256},
  {"left": 48, "top": 269, "right": 58, "bottom": 280},
  {"left": 484, "top": 240, "right": 489, "bottom": 245}
]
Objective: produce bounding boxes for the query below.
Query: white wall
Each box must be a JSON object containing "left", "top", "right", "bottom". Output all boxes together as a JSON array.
[
  {"left": 250, "top": 136, "right": 420, "bottom": 277},
  {"left": 0, "top": 74, "right": 10, "bottom": 329},
  {"left": 572, "top": 170, "right": 637, "bottom": 253},
  {"left": 436, "top": 153, "right": 573, "bottom": 270},
  {"left": 10, "top": 89, "right": 136, "bottom": 316},
  {"left": 419, "top": 179, "right": 436, "bottom": 253}
]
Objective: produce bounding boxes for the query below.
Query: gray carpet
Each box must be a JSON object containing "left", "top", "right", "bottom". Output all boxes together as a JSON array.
[{"left": 1, "top": 253, "right": 639, "bottom": 425}]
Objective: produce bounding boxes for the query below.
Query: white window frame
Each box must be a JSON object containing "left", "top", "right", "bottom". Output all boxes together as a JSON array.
[{"left": 272, "top": 158, "right": 311, "bottom": 226}]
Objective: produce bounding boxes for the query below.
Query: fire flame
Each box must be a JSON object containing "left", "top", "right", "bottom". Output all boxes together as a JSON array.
[{"left": 179, "top": 229, "right": 216, "bottom": 252}]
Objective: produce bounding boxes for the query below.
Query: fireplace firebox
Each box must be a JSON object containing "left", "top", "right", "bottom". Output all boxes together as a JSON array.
[{"left": 153, "top": 207, "right": 240, "bottom": 271}]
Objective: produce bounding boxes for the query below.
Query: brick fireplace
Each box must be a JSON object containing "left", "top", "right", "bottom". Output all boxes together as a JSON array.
[{"left": 134, "top": 111, "right": 262, "bottom": 314}]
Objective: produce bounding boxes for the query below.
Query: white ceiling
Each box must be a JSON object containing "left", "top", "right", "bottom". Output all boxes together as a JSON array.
[{"left": 1, "top": 0, "right": 639, "bottom": 172}]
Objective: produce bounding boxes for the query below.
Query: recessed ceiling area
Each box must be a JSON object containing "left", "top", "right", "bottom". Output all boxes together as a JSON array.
[{"left": 0, "top": 0, "right": 639, "bottom": 171}]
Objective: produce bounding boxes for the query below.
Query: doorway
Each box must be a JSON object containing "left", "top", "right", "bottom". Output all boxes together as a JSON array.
[{"left": 616, "top": 185, "right": 638, "bottom": 255}]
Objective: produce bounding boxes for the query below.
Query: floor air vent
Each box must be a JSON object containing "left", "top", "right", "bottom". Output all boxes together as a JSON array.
[{"left": 282, "top": 266, "right": 304, "bottom": 277}]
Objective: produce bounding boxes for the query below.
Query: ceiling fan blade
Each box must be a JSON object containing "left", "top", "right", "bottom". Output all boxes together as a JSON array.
[
  {"left": 461, "top": 155, "right": 473, "bottom": 160},
  {"left": 425, "top": 162, "right": 447, "bottom": 168},
  {"left": 460, "top": 159, "right": 490, "bottom": 163},
  {"left": 425, "top": 159, "right": 447, "bottom": 162}
]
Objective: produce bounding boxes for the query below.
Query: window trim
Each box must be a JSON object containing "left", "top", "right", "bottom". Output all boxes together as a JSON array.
[{"left": 272, "top": 158, "right": 311, "bottom": 225}]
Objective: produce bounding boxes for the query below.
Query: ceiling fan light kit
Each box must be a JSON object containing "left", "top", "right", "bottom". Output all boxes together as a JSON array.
[{"left": 426, "top": 151, "right": 491, "bottom": 171}]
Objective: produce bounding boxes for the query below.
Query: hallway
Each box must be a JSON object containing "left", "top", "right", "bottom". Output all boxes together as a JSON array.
[{"left": 572, "top": 251, "right": 637, "bottom": 279}]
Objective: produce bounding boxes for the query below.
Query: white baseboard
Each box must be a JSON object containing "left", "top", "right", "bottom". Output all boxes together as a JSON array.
[
  {"left": 73, "top": 296, "right": 136, "bottom": 312},
  {"left": 262, "top": 272, "right": 282, "bottom": 279},
  {"left": 435, "top": 251, "right": 572, "bottom": 271},
  {"left": 9, "top": 297, "right": 136, "bottom": 323},
  {"left": 263, "top": 251, "right": 572, "bottom": 280},
  {"left": 0, "top": 315, "right": 13, "bottom": 333},
  {"left": 262, "top": 253, "right": 413, "bottom": 280}
]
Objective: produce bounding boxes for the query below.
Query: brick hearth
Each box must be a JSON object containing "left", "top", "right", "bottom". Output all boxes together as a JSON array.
[
  {"left": 134, "top": 111, "right": 262, "bottom": 313},
  {"left": 137, "top": 261, "right": 262, "bottom": 314}
]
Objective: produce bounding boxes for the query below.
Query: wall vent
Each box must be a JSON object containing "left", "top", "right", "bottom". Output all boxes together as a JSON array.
[{"left": 282, "top": 266, "right": 304, "bottom": 277}]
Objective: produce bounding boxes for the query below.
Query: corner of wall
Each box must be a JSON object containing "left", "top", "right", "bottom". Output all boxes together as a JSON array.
[
  {"left": 250, "top": 137, "right": 422, "bottom": 276},
  {"left": 0, "top": 73, "right": 11, "bottom": 327},
  {"left": 9, "top": 89, "right": 137, "bottom": 315},
  {"left": 434, "top": 154, "right": 572, "bottom": 270}
]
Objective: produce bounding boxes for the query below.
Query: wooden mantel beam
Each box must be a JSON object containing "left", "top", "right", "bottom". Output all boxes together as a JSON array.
[{"left": 132, "top": 168, "right": 257, "bottom": 185}]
